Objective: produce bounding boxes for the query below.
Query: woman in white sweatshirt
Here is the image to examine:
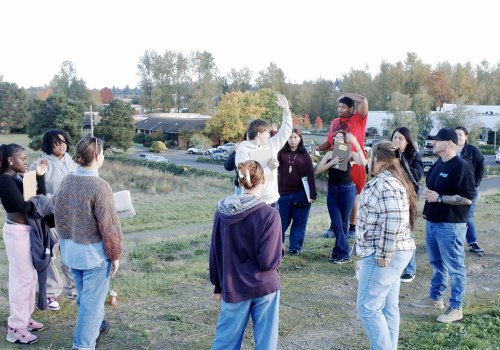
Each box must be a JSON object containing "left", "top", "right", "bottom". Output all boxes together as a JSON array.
[{"left": 235, "top": 94, "right": 292, "bottom": 207}]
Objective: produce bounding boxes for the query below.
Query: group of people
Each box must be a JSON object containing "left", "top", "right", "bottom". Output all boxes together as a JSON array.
[
  {"left": 0, "top": 91, "right": 485, "bottom": 349},
  {"left": 0, "top": 130, "right": 123, "bottom": 349},
  {"left": 210, "top": 92, "right": 485, "bottom": 349}
]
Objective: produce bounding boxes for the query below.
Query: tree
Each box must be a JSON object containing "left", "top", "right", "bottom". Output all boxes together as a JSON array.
[
  {"left": 137, "top": 50, "right": 157, "bottom": 113},
  {"left": 188, "top": 51, "right": 220, "bottom": 115},
  {"left": 303, "top": 114, "right": 311, "bottom": 130},
  {"left": 95, "top": 99, "right": 135, "bottom": 151},
  {"left": 292, "top": 115, "right": 301, "bottom": 128},
  {"left": 0, "top": 81, "right": 30, "bottom": 132},
  {"left": 255, "top": 88, "right": 283, "bottom": 126},
  {"left": 255, "top": 62, "right": 287, "bottom": 93},
  {"left": 100, "top": 87, "right": 114, "bottom": 104},
  {"left": 315, "top": 116, "right": 323, "bottom": 132},
  {"left": 385, "top": 92, "right": 418, "bottom": 138},
  {"left": 27, "top": 94, "right": 84, "bottom": 150},
  {"left": 150, "top": 141, "right": 167, "bottom": 153},
  {"left": 50, "top": 61, "right": 91, "bottom": 104},
  {"left": 226, "top": 67, "right": 253, "bottom": 92},
  {"left": 205, "top": 91, "right": 265, "bottom": 142}
]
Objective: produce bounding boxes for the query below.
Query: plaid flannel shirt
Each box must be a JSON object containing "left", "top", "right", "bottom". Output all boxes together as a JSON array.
[{"left": 355, "top": 170, "right": 415, "bottom": 260}]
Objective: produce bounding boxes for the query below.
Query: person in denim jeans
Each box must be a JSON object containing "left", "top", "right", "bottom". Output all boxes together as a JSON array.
[
  {"left": 412, "top": 128, "right": 475, "bottom": 324},
  {"left": 53, "top": 137, "right": 123, "bottom": 349},
  {"left": 315, "top": 131, "right": 366, "bottom": 264},
  {"left": 209, "top": 161, "right": 283, "bottom": 349},
  {"left": 277, "top": 128, "right": 317, "bottom": 255},
  {"left": 355, "top": 141, "right": 417, "bottom": 350},
  {"left": 391, "top": 127, "right": 423, "bottom": 283}
]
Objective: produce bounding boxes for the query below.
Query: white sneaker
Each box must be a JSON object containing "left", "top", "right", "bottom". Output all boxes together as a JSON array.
[
  {"left": 437, "top": 307, "right": 463, "bottom": 323},
  {"left": 47, "top": 297, "right": 60, "bottom": 311},
  {"left": 7, "top": 327, "right": 38, "bottom": 344}
]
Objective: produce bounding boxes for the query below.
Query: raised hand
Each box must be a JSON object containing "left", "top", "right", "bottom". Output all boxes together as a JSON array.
[
  {"left": 275, "top": 94, "right": 290, "bottom": 113},
  {"left": 35, "top": 157, "right": 49, "bottom": 176}
]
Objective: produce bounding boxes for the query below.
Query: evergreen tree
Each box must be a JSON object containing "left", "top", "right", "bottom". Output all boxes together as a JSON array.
[
  {"left": 95, "top": 99, "right": 135, "bottom": 151},
  {"left": 27, "top": 94, "right": 84, "bottom": 150},
  {"left": 0, "top": 81, "right": 30, "bottom": 132}
]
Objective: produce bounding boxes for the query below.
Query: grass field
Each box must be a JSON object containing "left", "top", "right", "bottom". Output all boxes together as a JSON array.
[{"left": 0, "top": 133, "right": 499, "bottom": 349}]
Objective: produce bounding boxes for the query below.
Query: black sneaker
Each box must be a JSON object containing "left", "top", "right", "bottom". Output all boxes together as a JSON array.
[
  {"left": 468, "top": 243, "right": 485, "bottom": 256},
  {"left": 332, "top": 257, "right": 351, "bottom": 264},
  {"left": 289, "top": 250, "right": 300, "bottom": 256},
  {"left": 96, "top": 320, "right": 110, "bottom": 346},
  {"left": 400, "top": 273, "right": 415, "bottom": 283}
]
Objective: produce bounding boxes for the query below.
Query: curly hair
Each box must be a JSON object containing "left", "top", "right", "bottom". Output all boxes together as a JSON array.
[{"left": 41, "top": 129, "right": 72, "bottom": 155}]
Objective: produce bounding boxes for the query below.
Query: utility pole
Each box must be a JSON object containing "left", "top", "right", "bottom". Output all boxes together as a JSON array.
[{"left": 90, "top": 105, "right": 94, "bottom": 137}]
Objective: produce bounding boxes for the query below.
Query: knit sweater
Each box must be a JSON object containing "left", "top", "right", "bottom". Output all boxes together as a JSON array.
[{"left": 52, "top": 174, "right": 123, "bottom": 261}]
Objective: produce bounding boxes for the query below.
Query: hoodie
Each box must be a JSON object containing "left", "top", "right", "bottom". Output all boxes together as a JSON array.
[
  {"left": 209, "top": 194, "right": 283, "bottom": 303},
  {"left": 30, "top": 153, "right": 78, "bottom": 196},
  {"left": 235, "top": 110, "right": 292, "bottom": 204}
]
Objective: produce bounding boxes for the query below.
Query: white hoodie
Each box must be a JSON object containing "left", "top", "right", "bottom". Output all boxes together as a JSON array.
[{"left": 235, "top": 111, "right": 292, "bottom": 204}]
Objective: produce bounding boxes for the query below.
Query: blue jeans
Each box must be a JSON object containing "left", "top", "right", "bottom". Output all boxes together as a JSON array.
[
  {"left": 357, "top": 251, "right": 413, "bottom": 350},
  {"left": 71, "top": 260, "right": 111, "bottom": 350},
  {"left": 403, "top": 232, "right": 417, "bottom": 276},
  {"left": 466, "top": 188, "right": 478, "bottom": 245},
  {"left": 278, "top": 190, "right": 311, "bottom": 252},
  {"left": 211, "top": 291, "right": 280, "bottom": 350},
  {"left": 426, "top": 221, "right": 467, "bottom": 309},
  {"left": 327, "top": 183, "right": 356, "bottom": 259}
]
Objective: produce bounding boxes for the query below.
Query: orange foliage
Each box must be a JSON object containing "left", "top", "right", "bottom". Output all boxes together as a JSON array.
[{"left": 315, "top": 116, "right": 323, "bottom": 131}]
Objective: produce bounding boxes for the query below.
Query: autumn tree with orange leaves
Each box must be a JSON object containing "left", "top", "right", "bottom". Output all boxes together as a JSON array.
[{"left": 315, "top": 116, "right": 323, "bottom": 131}]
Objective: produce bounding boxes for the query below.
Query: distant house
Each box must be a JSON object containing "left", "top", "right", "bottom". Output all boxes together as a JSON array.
[
  {"left": 134, "top": 113, "right": 212, "bottom": 147},
  {"left": 82, "top": 112, "right": 101, "bottom": 136}
]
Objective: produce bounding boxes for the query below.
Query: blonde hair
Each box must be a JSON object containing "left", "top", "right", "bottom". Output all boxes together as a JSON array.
[
  {"left": 371, "top": 141, "right": 417, "bottom": 229},
  {"left": 237, "top": 160, "right": 265, "bottom": 189}
]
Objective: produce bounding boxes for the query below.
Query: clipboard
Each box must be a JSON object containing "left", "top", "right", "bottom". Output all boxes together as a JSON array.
[
  {"left": 331, "top": 142, "right": 351, "bottom": 171},
  {"left": 23, "top": 170, "right": 37, "bottom": 200},
  {"left": 302, "top": 177, "right": 311, "bottom": 202}
]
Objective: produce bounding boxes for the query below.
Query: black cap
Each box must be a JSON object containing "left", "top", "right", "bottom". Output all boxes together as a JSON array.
[{"left": 429, "top": 128, "right": 458, "bottom": 145}]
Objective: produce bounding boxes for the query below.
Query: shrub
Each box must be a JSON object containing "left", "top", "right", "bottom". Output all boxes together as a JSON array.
[
  {"left": 150, "top": 141, "right": 167, "bottom": 153},
  {"left": 133, "top": 133, "right": 146, "bottom": 144}
]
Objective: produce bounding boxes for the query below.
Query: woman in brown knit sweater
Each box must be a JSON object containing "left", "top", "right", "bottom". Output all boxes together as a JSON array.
[{"left": 52, "top": 137, "right": 123, "bottom": 350}]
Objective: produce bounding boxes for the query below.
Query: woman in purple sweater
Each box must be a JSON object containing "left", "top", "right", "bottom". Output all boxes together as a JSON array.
[{"left": 209, "top": 160, "right": 284, "bottom": 350}]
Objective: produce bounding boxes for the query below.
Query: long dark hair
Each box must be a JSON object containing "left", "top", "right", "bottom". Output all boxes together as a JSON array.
[
  {"left": 0, "top": 143, "right": 25, "bottom": 175},
  {"left": 282, "top": 128, "right": 306, "bottom": 154},
  {"left": 370, "top": 141, "right": 417, "bottom": 229},
  {"left": 41, "top": 129, "right": 72, "bottom": 155},
  {"left": 391, "top": 127, "right": 417, "bottom": 155}
]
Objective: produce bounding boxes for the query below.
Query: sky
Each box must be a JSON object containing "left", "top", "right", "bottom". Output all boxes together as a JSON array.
[{"left": 1, "top": 0, "right": 498, "bottom": 90}]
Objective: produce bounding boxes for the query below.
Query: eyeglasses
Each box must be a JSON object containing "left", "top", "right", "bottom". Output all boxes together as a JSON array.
[{"left": 54, "top": 138, "right": 67, "bottom": 145}]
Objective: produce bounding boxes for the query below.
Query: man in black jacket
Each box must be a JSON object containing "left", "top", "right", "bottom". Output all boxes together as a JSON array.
[{"left": 455, "top": 126, "right": 485, "bottom": 256}]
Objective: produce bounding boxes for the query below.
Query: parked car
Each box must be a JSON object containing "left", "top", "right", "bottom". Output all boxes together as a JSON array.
[
  {"left": 495, "top": 147, "right": 500, "bottom": 164},
  {"left": 138, "top": 153, "right": 156, "bottom": 160},
  {"left": 149, "top": 155, "right": 169, "bottom": 163},
  {"left": 423, "top": 140, "right": 434, "bottom": 156},
  {"left": 211, "top": 149, "right": 228, "bottom": 161},
  {"left": 187, "top": 145, "right": 210, "bottom": 155},
  {"left": 217, "top": 142, "right": 236, "bottom": 152}
]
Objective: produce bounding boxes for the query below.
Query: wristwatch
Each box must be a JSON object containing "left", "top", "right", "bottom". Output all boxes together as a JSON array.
[{"left": 437, "top": 195, "right": 443, "bottom": 203}]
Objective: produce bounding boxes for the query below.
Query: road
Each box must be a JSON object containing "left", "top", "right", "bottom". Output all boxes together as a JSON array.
[{"left": 132, "top": 149, "right": 500, "bottom": 192}]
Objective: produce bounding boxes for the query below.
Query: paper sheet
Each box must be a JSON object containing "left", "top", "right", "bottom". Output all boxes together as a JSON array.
[
  {"left": 23, "top": 170, "right": 37, "bottom": 200},
  {"left": 113, "top": 190, "right": 136, "bottom": 218}
]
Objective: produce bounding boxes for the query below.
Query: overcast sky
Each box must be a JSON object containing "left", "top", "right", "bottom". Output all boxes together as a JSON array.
[{"left": 1, "top": 0, "right": 498, "bottom": 89}]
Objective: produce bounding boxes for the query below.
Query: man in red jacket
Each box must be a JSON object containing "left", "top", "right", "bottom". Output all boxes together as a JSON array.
[{"left": 317, "top": 93, "right": 368, "bottom": 238}]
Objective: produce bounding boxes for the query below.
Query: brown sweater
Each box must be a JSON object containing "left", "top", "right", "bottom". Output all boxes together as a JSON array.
[{"left": 53, "top": 174, "right": 123, "bottom": 261}]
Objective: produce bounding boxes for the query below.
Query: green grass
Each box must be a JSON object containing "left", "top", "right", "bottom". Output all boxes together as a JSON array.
[{"left": 1, "top": 133, "right": 500, "bottom": 349}]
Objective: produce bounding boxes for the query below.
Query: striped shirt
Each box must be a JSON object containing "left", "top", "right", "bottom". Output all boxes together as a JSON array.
[{"left": 355, "top": 170, "right": 415, "bottom": 260}]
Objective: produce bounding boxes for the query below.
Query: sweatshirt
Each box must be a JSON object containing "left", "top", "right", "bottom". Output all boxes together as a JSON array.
[
  {"left": 235, "top": 111, "right": 292, "bottom": 204},
  {"left": 209, "top": 194, "right": 283, "bottom": 303}
]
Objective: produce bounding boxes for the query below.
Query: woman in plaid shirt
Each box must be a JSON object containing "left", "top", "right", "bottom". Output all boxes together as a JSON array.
[{"left": 355, "top": 141, "right": 417, "bottom": 350}]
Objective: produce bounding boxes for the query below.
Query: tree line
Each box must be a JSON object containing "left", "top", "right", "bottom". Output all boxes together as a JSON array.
[{"left": 2, "top": 51, "right": 500, "bottom": 148}]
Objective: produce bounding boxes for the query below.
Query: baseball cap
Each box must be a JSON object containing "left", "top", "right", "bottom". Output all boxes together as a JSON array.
[{"left": 429, "top": 128, "right": 458, "bottom": 145}]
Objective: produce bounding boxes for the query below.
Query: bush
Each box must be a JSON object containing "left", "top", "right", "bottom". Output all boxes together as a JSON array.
[
  {"left": 478, "top": 144, "right": 495, "bottom": 155},
  {"left": 133, "top": 133, "right": 146, "bottom": 144},
  {"left": 143, "top": 135, "right": 153, "bottom": 147},
  {"left": 150, "top": 141, "right": 167, "bottom": 153}
]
